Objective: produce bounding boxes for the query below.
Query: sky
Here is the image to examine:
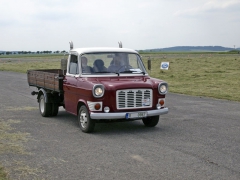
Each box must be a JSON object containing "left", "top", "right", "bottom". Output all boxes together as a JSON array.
[{"left": 1, "top": 0, "right": 240, "bottom": 51}]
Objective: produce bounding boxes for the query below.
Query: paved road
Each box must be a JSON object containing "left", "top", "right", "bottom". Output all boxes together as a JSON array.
[{"left": 0, "top": 71, "right": 240, "bottom": 180}]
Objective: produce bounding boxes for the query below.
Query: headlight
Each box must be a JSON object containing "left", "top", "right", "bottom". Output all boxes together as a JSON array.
[
  {"left": 92, "top": 84, "right": 104, "bottom": 98},
  {"left": 158, "top": 82, "right": 168, "bottom": 95},
  {"left": 95, "top": 87, "right": 103, "bottom": 96}
]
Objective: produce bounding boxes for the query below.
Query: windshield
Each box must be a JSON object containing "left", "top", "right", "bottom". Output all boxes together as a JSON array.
[{"left": 80, "top": 52, "right": 147, "bottom": 75}]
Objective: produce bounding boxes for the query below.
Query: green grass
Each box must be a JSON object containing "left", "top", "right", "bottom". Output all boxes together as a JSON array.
[
  {"left": 0, "top": 115, "right": 33, "bottom": 179},
  {"left": 142, "top": 53, "right": 240, "bottom": 101},
  {"left": 1, "top": 53, "right": 240, "bottom": 101},
  {"left": 0, "top": 59, "right": 60, "bottom": 73},
  {"left": 0, "top": 119, "right": 28, "bottom": 180},
  {"left": 0, "top": 166, "right": 8, "bottom": 180},
  {"left": 0, "top": 53, "right": 65, "bottom": 58}
]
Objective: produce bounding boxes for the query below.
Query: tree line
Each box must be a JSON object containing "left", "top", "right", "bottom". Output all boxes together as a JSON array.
[{"left": 0, "top": 50, "right": 67, "bottom": 55}]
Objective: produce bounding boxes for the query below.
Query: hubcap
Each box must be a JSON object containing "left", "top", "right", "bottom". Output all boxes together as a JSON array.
[{"left": 80, "top": 110, "right": 88, "bottom": 129}]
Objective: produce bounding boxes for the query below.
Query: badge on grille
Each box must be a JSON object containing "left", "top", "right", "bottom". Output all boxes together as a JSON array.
[{"left": 142, "top": 98, "right": 150, "bottom": 106}]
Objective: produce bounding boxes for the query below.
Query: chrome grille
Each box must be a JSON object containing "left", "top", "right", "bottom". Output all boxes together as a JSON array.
[{"left": 117, "top": 89, "right": 152, "bottom": 109}]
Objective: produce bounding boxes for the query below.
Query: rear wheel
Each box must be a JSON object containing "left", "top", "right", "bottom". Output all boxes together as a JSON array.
[
  {"left": 78, "top": 105, "right": 95, "bottom": 133},
  {"left": 51, "top": 103, "right": 59, "bottom": 116},
  {"left": 142, "top": 116, "right": 159, "bottom": 127},
  {"left": 39, "top": 94, "right": 52, "bottom": 117}
]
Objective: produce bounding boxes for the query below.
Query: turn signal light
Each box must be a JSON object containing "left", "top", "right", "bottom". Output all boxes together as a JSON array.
[
  {"left": 95, "top": 103, "right": 101, "bottom": 110},
  {"left": 159, "top": 99, "right": 165, "bottom": 106}
]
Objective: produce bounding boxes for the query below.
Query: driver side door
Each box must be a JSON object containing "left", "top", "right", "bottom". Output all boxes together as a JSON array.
[{"left": 63, "top": 54, "right": 79, "bottom": 115}]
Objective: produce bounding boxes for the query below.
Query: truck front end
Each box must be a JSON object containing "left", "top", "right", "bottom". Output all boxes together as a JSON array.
[
  {"left": 88, "top": 77, "right": 168, "bottom": 121},
  {"left": 77, "top": 48, "right": 168, "bottom": 127}
]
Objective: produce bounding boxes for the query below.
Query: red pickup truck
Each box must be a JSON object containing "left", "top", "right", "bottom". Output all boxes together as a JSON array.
[{"left": 27, "top": 42, "right": 168, "bottom": 133}]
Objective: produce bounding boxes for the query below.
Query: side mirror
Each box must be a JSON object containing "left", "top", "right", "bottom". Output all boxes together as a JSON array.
[
  {"left": 148, "top": 58, "right": 151, "bottom": 70},
  {"left": 69, "top": 41, "right": 73, "bottom": 50},
  {"left": 118, "top": 41, "right": 122, "bottom": 48},
  {"left": 61, "top": 58, "right": 67, "bottom": 71}
]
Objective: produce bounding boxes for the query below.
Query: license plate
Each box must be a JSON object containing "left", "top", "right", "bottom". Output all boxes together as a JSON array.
[{"left": 126, "top": 112, "right": 147, "bottom": 119}]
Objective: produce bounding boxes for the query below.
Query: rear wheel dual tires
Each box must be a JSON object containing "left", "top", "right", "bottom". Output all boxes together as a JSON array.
[
  {"left": 39, "top": 94, "right": 59, "bottom": 117},
  {"left": 51, "top": 103, "right": 59, "bottom": 116},
  {"left": 142, "top": 116, "right": 159, "bottom": 127},
  {"left": 39, "top": 94, "right": 52, "bottom": 117},
  {"left": 78, "top": 105, "right": 95, "bottom": 133}
]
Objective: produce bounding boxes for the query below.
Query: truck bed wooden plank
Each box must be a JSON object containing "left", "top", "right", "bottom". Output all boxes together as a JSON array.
[{"left": 27, "top": 69, "right": 64, "bottom": 92}]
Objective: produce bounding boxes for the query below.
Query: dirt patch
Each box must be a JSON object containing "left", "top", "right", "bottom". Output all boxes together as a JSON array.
[{"left": 0, "top": 119, "right": 35, "bottom": 179}]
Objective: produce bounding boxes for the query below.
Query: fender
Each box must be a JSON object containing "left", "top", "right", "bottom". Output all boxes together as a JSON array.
[
  {"left": 77, "top": 99, "right": 88, "bottom": 113},
  {"left": 37, "top": 88, "right": 49, "bottom": 103}
]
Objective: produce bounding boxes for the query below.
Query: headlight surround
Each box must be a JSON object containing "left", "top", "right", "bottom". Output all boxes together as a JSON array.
[
  {"left": 92, "top": 84, "right": 104, "bottom": 98},
  {"left": 158, "top": 82, "right": 168, "bottom": 95}
]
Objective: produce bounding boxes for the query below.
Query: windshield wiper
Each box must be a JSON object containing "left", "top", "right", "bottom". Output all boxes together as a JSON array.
[
  {"left": 94, "top": 71, "right": 111, "bottom": 73},
  {"left": 119, "top": 70, "right": 133, "bottom": 73},
  {"left": 120, "top": 70, "right": 145, "bottom": 75}
]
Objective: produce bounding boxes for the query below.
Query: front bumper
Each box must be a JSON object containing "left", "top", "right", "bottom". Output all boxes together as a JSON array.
[{"left": 90, "top": 107, "right": 168, "bottom": 120}]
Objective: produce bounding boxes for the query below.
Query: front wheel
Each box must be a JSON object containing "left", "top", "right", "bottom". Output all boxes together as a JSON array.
[
  {"left": 78, "top": 105, "right": 95, "bottom": 133},
  {"left": 142, "top": 116, "right": 159, "bottom": 127}
]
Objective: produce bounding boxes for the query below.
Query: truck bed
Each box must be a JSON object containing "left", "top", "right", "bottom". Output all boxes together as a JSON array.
[{"left": 27, "top": 69, "right": 64, "bottom": 92}]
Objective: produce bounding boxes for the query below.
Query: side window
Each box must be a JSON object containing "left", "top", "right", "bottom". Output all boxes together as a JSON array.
[
  {"left": 69, "top": 55, "right": 79, "bottom": 74},
  {"left": 128, "top": 54, "right": 138, "bottom": 68}
]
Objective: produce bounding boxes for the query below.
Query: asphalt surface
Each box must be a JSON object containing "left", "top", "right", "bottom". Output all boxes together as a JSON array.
[{"left": 0, "top": 71, "right": 240, "bottom": 180}]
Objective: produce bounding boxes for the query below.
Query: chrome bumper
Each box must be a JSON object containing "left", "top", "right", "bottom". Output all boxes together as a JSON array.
[{"left": 90, "top": 107, "right": 168, "bottom": 120}]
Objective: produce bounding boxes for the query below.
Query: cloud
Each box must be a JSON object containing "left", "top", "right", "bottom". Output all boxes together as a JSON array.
[
  {"left": 0, "top": 0, "right": 240, "bottom": 51},
  {"left": 174, "top": 0, "right": 240, "bottom": 17},
  {"left": 205, "top": 0, "right": 240, "bottom": 9}
]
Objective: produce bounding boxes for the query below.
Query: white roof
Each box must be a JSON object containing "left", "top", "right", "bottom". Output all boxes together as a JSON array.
[{"left": 70, "top": 47, "right": 138, "bottom": 55}]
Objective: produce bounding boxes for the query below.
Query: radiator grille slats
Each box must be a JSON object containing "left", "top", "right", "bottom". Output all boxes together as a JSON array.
[{"left": 117, "top": 89, "right": 152, "bottom": 109}]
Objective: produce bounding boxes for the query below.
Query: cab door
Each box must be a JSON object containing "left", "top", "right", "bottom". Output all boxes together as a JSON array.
[{"left": 63, "top": 54, "right": 79, "bottom": 115}]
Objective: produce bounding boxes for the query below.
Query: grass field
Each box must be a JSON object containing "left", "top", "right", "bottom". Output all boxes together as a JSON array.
[
  {"left": 0, "top": 53, "right": 240, "bottom": 101},
  {"left": 142, "top": 53, "right": 240, "bottom": 101}
]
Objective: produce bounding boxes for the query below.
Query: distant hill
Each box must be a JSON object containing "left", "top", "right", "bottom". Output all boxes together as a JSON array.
[
  {"left": 142, "top": 46, "right": 240, "bottom": 52},
  {"left": 1, "top": 46, "right": 240, "bottom": 54}
]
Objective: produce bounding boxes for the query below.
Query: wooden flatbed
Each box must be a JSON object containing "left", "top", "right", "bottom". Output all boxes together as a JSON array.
[{"left": 27, "top": 69, "right": 64, "bottom": 92}]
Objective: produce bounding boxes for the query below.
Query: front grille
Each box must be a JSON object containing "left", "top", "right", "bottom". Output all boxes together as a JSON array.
[{"left": 116, "top": 89, "right": 152, "bottom": 109}]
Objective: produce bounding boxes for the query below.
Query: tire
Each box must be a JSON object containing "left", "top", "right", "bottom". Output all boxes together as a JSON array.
[
  {"left": 78, "top": 105, "right": 95, "bottom": 133},
  {"left": 51, "top": 103, "right": 59, "bottom": 116},
  {"left": 142, "top": 116, "right": 159, "bottom": 127},
  {"left": 39, "top": 94, "right": 52, "bottom": 117}
]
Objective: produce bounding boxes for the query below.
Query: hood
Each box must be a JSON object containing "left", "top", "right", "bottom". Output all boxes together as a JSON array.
[{"left": 91, "top": 76, "right": 163, "bottom": 90}]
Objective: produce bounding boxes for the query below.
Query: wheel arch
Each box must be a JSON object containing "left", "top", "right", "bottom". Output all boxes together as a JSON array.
[
  {"left": 77, "top": 100, "right": 88, "bottom": 115},
  {"left": 37, "top": 88, "right": 51, "bottom": 103}
]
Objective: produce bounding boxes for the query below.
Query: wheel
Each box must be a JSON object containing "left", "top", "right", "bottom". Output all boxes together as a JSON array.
[
  {"left": 142, "top": 116, "right": 159, "bottom": 127},
  {"left": 51, "top": 103, "right": 59, "bottom": 116},
  {"left": 39, "top": 94, "right": 52, "bottom": 117},
  {"left": 78, "top": 105, "right": 95, "bottom": 133}
]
